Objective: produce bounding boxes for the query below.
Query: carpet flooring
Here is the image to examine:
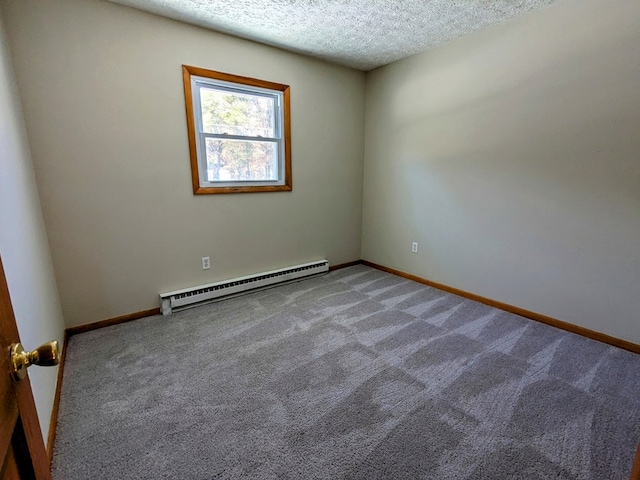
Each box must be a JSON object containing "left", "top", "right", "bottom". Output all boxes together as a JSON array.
[{"left": 52, "top": 265, "right": 640, "bottom": 479}]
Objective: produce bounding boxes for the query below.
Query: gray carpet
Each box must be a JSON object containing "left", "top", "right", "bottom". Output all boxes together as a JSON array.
[{"left": 52, "top": 265, "right": 640, "bottom": 479}]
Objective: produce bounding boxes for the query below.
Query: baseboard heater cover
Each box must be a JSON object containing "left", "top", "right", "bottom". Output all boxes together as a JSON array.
[{"left": 159, "top": 260, "right": 329, "bottom": 315}]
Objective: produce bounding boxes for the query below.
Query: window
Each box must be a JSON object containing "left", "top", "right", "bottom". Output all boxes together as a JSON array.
[{"left": 182, "top": 65, "right": 292, "bottom": 194}]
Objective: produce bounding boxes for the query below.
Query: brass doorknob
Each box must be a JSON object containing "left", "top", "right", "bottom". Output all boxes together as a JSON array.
[{"left": 9, "top": 341, "right": 60, "bottom": 381}]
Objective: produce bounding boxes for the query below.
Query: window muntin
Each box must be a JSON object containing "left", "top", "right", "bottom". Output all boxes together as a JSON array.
[{"left": 182, "top": 66, "right": 292, "bottom": 194}]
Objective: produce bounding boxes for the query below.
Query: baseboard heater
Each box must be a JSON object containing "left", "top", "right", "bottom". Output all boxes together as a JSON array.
[{"left": 159, "top": 259, "right": 329, "bottom": 315}]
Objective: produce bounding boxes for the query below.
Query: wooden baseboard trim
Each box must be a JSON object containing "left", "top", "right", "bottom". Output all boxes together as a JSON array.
[
  {"left": 65, "top": 308, "right": 161, "bottom": 338},
  {"left": 361, "top": 260, "right": 640, "bottom": 355},
  {"left": 630, "top": 443, "right": 640, "bottom": 480},
  {"left": 329, "top": 260, "right": 362, "bottom": 271},
  {"left": 64, "top": 263, "right": 364, "bottom": 338},
  {"left": 47, "top": 330, "right": 68, "bottom": 463}
]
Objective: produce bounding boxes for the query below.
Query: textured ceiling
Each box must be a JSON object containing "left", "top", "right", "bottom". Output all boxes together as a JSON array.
[{"left": 108, "top": 0, "right": 557, "bottom": 71}]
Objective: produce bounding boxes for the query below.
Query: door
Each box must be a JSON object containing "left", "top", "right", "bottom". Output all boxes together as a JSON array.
[{"left": 0, "top": 254, "right": 52, "bottom": 480}]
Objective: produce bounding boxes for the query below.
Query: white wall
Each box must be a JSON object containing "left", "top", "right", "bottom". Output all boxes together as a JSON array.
[
  {"left": 0, "top": 0, "right": 365, "bottom": 327},
  {"left": 0, "top": 11, "right": 66, "bottom": 440},
  {"left": 363, "top": 0, "right": 640, "bottom": 343}
]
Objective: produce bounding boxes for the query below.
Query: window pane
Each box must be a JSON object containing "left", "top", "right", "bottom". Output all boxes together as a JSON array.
[
  {"left": 199, "top": 87, "right": 275, "bottom": 137},
  {"left": 205, "top": 138, "right": 278, "bottom": 182}
]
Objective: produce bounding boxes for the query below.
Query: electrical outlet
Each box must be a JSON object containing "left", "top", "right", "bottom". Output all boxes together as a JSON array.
[
  {"left": 201, "top": 256, "right": 210, "bottom": 270},
  {"left": 411, "top": 242, "right": 418, "bottom": 254}
]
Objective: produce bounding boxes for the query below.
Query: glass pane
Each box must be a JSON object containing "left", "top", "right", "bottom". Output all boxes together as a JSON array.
[
  {"left": 205, "top": 138, "right": 278, "bottom": 182},
  {"left": 199, "top": 87, "right": 276, "bottom": 137}
]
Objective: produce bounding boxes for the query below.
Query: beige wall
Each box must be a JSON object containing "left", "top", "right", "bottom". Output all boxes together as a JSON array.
[
  {"left": 2, "top": 0, "right": 639, "bottom": 350},
  {"left": 363, "top": 0, "right": 640, "bottom": 343},
  {"left": 0, "top": 0, "right": 365, "bottom": 327},
  {"left": 0, "top": 11, "right": 66, "bottom": 439}
]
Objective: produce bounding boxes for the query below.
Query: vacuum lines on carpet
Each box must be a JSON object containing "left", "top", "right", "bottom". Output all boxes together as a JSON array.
[{"left": 52, "top": 265, "right": 640, "bottom": 479}]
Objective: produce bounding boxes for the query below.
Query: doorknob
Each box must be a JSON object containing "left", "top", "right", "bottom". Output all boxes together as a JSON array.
[{"left": 9, "top": 341, "right": 60, "bottom": 381}]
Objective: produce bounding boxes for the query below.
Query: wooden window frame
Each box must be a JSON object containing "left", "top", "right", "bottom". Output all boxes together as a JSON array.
[{"left": 182, "top": 65, "right": 292, "bottom": 195}]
